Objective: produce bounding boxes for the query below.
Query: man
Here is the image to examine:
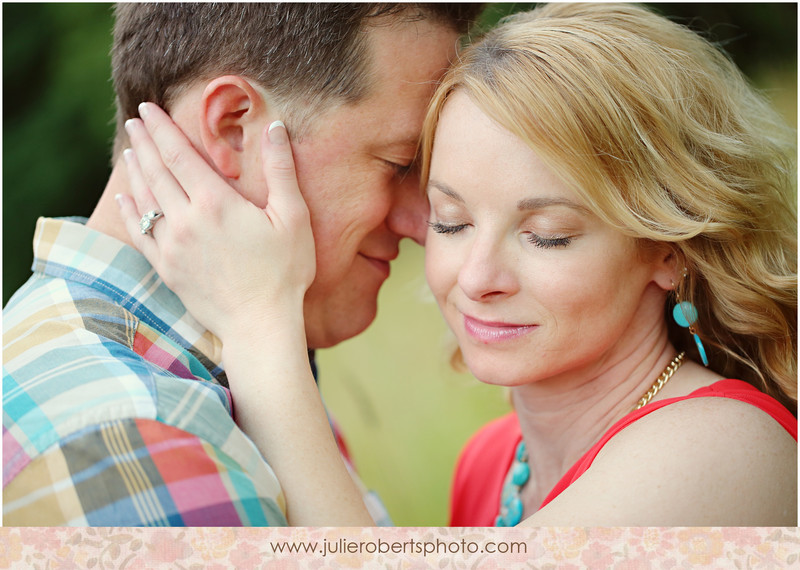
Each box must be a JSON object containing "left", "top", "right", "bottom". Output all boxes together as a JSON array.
[{"left": 3, "top": 3, "right": 480, "bottom": 526}]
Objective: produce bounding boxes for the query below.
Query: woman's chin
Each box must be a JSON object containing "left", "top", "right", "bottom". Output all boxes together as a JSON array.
[{"left": 464, "top": 357, "right": 536, "bottom": 388}]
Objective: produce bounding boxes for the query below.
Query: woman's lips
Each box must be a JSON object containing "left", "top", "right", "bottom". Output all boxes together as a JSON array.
[{"left": 463, "top": 314, "right": 537, "bottom": 344}]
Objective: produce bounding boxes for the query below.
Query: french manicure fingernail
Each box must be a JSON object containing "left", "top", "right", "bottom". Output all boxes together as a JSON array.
[
  {"left": 268, "top": 120, "right": 287, "bottom": 145},
  {"left": 138, "top": 102, "right": 149, "bottom": 118},
  {"left": 124, "top": 119, "right": 136, "bottom": 135},
  {"left": 122, "top": 148, "right": 134, "bottom": 163},
  {"left": 114, "top": 193, "right": 124, "bottom": 208}
]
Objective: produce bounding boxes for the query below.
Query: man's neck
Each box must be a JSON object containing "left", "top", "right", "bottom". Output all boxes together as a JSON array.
[{"left": 86, "top": 158, "right": 135, "bottom": 247}]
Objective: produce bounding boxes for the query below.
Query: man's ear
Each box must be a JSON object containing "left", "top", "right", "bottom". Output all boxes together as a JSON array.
[{"left": 199, "top": 76, "right": 266, "bottom": 180}]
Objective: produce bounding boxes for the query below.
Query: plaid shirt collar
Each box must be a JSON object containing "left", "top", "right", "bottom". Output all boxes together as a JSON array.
[{"left": 32, "top": 216, "right": 227, "bottom": 384}]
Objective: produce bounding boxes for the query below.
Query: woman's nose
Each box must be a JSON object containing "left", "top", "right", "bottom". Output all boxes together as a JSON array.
[{"left": 457, "top": 235, "right": 520, "bottom": 301}]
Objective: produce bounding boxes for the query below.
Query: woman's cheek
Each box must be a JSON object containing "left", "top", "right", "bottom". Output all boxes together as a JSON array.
[{"left": 425, "top": 239, "right": 457, "bottom": 302}]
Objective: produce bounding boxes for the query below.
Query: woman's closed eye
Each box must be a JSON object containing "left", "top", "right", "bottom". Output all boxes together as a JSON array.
[
  {"left": 428, "top": 221, "right": 468, "bottom": 235},
  {"left": 429, "top": 220, "right": 572, "bottom": 249},
  {"left": 527, "top": 233, "right": 572, "bottom": 249}
]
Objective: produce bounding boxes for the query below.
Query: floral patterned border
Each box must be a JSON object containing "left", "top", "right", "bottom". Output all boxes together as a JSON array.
[{"left": 1, "top": 527, "right": 798, "bottom": 568}]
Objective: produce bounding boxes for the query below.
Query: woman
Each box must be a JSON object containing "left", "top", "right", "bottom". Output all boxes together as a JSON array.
[{"left": 118, "top": 3, "right": 797, "bottom": 526}]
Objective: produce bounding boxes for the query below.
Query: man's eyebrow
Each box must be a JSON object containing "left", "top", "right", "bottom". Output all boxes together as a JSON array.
[
  {"left": 427, "top": 180, "right": 464, "bottom": 202},
  {"left": 381, "top": 135, "right": 421, "bottom": 152}
]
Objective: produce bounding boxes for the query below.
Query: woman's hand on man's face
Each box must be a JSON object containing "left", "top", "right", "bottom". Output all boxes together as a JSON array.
[{"left": 116, "top": 103, "right": 316, "bottom": 342}]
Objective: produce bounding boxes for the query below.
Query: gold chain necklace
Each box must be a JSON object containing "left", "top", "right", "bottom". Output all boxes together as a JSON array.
[{"left": 633, "top": 352, "right": 686, "bottom": 410}]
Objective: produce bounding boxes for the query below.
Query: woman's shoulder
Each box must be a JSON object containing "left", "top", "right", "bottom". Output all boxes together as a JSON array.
[
  {"left": 608, "top": 379, "right": 797, "bottom": 481},
  {"left": 648, "top": 378, "right": 797, "bottom": 439},
  {"left": 624, "top": 381, "right": 796, "bottom": 446},
  {"left": 589, "top": 381, "right": 797, "bottom": 524},
  {"left": 527, "top": 380, "right": 798, "bottom": 526}
]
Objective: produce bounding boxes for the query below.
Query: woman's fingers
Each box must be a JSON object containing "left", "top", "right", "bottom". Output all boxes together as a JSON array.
[
  {"left": 261, "top": 120, "right": 317, "bottom": 288},
  {"left": 137, "top": 102, "right": 234, "bottom": 205},
  {"left": 115, "top": 192, "right": 161, "bottom": 266},
  {"left": 115, "top": 111, "right": 316, "bottom": 338},
  {"left": 124, "top": 116, "right": 188, "bottom": 216},
  {"left": 122, "top": 146, "right": 162, "bottom": 220},
  {"left": 262, "top": 121, "right": 310, "bottom": 228}
]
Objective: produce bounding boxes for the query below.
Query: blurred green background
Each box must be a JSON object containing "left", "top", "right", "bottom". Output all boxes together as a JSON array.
[{"left": 3, "top": 3, "right": 796, "bottom": 526}]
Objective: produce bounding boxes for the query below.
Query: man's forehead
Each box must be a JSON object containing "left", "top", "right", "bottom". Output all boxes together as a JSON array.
[
  {"left": 380, "top": 133, "right": 422, "bottom": 151},
  {"left": 360, "top": 88, "right": 435, "bottom": 152}
]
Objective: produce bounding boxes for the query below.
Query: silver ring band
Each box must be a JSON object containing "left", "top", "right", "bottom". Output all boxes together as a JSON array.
[{"left": 139, "top": 210, "right": 163, "bottom": 235}]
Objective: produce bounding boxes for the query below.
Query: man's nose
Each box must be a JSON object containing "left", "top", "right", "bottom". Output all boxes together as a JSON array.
[{"left": 387, "top": 176, "right": 430, "bottom": 245}]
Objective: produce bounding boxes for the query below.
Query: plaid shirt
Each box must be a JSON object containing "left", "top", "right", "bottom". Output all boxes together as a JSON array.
[{"left": 4, "top": 217, "right": 364, "bottom": 526}]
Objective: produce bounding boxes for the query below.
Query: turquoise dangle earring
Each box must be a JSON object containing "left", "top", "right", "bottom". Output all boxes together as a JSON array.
[{"left": 672, "top": 270, "right": 709, "bottom": 366}]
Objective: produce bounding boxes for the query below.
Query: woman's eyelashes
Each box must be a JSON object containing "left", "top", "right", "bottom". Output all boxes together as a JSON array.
[
  {"left": 428, "top": 221, "right": 468, "bottom": 235},
  {"left": 428, "top": 220, "right": 573, "bottom": 249},
  {"left": 527, "top": 233, "right": 572, "bottom": 248}
]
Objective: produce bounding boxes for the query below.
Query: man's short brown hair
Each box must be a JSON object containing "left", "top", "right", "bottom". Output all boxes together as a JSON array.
[{"left": 111, "top": 3, "right": 482, "bottom": 159}]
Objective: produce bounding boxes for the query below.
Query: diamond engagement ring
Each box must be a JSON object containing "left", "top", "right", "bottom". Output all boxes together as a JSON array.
[{"left": 139, "top": 210, "right": 164, "bottom": 235}]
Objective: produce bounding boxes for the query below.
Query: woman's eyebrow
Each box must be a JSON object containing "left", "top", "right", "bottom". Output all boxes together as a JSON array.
[
  {"left": 427, "top": 179, "right": 464, "bottom": 202},
  {"left": 516, "top": 197, "right": 590, "bottom": 213},
  {"left": 429, "top": 179, "right": 588, "bottom": 213}
]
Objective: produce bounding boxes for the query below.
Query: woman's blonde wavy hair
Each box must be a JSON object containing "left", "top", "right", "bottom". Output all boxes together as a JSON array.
[{"left": 420, "top": 3, "right": 797, "bottom": 409}]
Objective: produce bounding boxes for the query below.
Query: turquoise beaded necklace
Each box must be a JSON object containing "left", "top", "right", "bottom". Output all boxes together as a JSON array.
[{"left": 495, "top": 440, "right": 530, "bottom": 526}]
